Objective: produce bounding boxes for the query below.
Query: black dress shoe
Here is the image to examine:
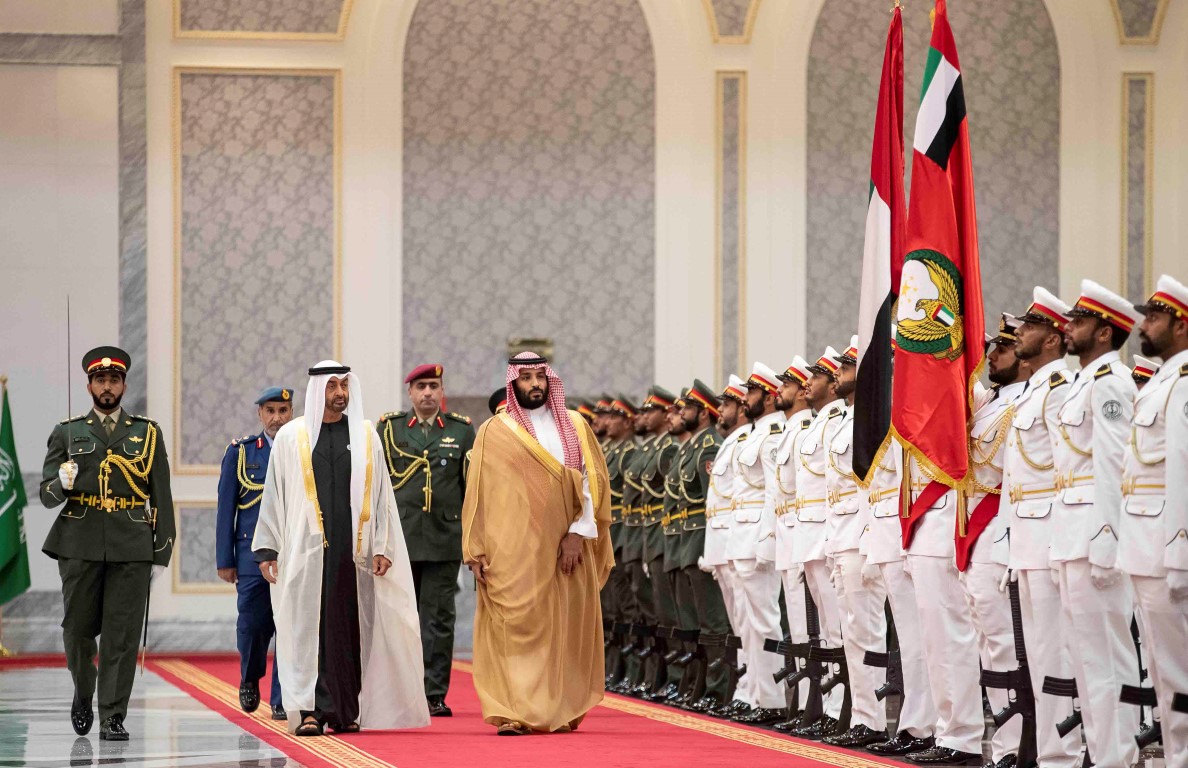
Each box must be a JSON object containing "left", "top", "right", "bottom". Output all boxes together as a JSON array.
[
  {"left": 650, "top": 683, "right": 678, "bottom": 701},
  {"left": 904, "top": 746, "right": 983, "bottom": 765},
  {"left": 71, "top": 696, "right": 93, "bottom": 736},
  {"left": 868, "top": 732, "right": 936, "bottom": 756},
  {"left": 689, "top": 696, "right": 719, "bottom": 713},
  {"left": 823, "top": 724, "right": 889, "bottom": 747},
  {"left": 99, "top": 714, "right": 129, "bottom": 741},
  {"left": 985, "top": 754, "right": 1017, "bottom": 768},
  {"left": 427, "top": 698, "right": 453, "bottom": 717},
  {"left": 271, "top": 704, "right": 287, "bottom": 721},
  {"left": 711, "top": 700, "right": 750, "bottom": 718},
  {"left": 69, "top": 736, "right": 93, "bottom": 767},
  {"left": 733, "top": 707, "right": 785, "bottom": 724},
  {"left": 239, "top": 680, "right": 260, "bottom": 713},
  {"left": 773, "top": 718, "right": 801, "bottom": 733},
  {"left": 789, "top": 715, "right": 841, "bottom": 740}
]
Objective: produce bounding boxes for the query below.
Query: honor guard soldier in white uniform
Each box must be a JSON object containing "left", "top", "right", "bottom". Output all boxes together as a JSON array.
[
  {"left": 1051, "top": 279, "right": 1141, "bottom": 768},
  {"left": 766, "top": 356, "right": 814, "bottom": 729},
  {"left": 1004, "top": 287, "right": 1081, "bottom": 768},
  {"left": 957, "top": 316, "right": 1029, "bottom": 768},
  {"left": 862, "top": 333, "right": 939, "bottom": 758},
  {"left": 727, "top": 362, "right": 788, "bottom": 725},
  {"left": 823, "top": 337, "right": 890, "bottom": 748},
  {"left": 788, "top": 347, "right": 848, "bottom": 740},
  {"left": 706, "top": 375, "right": 754, "bottom": 718},
  {"left": 1120, "top": 274, "right": 1188, "bottom": 767}
]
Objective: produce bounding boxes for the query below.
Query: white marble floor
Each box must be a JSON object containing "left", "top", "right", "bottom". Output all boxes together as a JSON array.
[{"left": 0, "top": 667, "right": 305, "bottom": 768}]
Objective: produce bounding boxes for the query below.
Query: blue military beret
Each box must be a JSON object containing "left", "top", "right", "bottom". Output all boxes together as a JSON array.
[{"left": 255, "top": 386, "right": 293, "bottom": 405}]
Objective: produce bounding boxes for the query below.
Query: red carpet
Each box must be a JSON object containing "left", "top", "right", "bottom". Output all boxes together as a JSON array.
[{"left": 145, "top": 654, "right": 904, "bottom": 768}]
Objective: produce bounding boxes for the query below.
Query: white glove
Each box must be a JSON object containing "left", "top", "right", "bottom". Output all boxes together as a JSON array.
[
  {"left": 697, "top": 557, "right": 712, "bottom": 574},
  {"left": 902, "top": 557, "right": 913, "bottom": 578},
  {"left": 1090, "top": 565, "right": 1122, "bottom": 590},
  {"left": 829, "top": 560, "right": 842, "bottom": 591},
  {"left": 59, "top": 461, "right": 78, "bottom": 490},
  {"left": 860, "top": 560, "right": 880, "bottom": 588},
  {"left": 998, "top": 568, "right": 1018, "bottom": 593},
  {"left": 642, "top": 562, "right": 650, "bottom": 578},
  {"left": 1050, "top": 566, "right": 1060, "bottom": 586},
  {"left": 151, "top": 564, "right": 165, "bottom": 582},
  {"left": 791, "top": 564, "right": 805, "bottom": 584},
  {"left": 1168, "top": 569, "right": 1188, "bottom": 602}
]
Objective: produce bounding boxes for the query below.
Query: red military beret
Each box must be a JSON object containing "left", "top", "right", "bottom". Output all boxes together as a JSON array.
[{"left": 405, "top": 363, "right": 444, "bottom": 384}]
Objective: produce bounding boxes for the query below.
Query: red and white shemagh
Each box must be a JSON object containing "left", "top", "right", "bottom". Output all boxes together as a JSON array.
[{"left": 504, "top": 352, "right": 584, "bottom": 470}]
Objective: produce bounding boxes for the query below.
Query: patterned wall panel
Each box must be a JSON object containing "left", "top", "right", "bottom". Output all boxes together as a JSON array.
[
  {"left": 717, "top": 72, "right": 746, "bottom": 386},
  {"left": 174, "top": 69, "right": 339, "bottom": 471},
  {"left": 402, "top": 0, "right": 655, "bottom": 397},
  {"left": 806, "top": 1, "right": 1059, "bottom": 357},
  {"left": 1111, "top": 0, "right": 1170, "bottom": 44},
  {"left": 1121, "top": 74, "right": 1153, "bottom": 303},
  {"left": 175, "top": 0, "right": 352, "bottom": 40},
  {"left": 703, "top": 0, "right": 763, "bottom": 43},
  {"left": 173, "top": 501, "right": 231, "bottom": 593}
]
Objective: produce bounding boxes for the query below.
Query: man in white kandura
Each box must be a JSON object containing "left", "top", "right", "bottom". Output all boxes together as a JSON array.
[{"left": 253, "top": 361, "right": 429, "bottom": 737}]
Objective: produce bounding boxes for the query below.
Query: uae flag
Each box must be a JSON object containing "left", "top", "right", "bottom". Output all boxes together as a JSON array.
[
  {"left": 893, "top": 0, "right": 985, "bottom": 547},
  {"left": 853, "top": 6, "right": 906, "bottom": 486}
]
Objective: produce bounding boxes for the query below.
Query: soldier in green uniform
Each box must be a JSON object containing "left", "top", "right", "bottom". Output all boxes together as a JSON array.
[
  {"left": 675, "top": 379, "right": 732, "bottom": 713},
  {"left": 601, "top": 395, "right": 637, "bottom": 688},
  {"left": 615, "top": 387, "right": 677, "bottom": 697},
  {"left": 39, "top": 347, "right": 175, "bottom": 740},
  {"left": 659, "top": 390, "right": 700, "bottom": 705},
  {"left": 376, "top": 364, "right": 475, "bottom": 717}
]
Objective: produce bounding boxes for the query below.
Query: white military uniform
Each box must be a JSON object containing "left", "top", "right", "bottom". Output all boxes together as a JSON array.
[
  {"left": 860, "top": 441, "right": 937, "bottom": 739},
  {"left": 961, "top": 378, "right": 1026, "bottom": 763},
  {"left": 768, "top": 406, "right": 814, "bottom": 703},
  {"left": 1119, "top": 332, "right": 1188, "bottom": 767},
  {"left": 794, "top": 397, "right": 847, "bottom": 720},
  {"left": 1003, "top": 357, "right": 1081, "bottom": 768},
  {"left": 826, "top": 402, "right": 887, "bottom": 732},
  {"left": 705, "top": 418, "right": 752, "bottom": 703},
  {"left": 904, "top": 458, "right": 985, "bottom": 756},
  {"left": 1050, "top": 347, "right": 1140, "bottom": 768},
  {"left": 729, "top": 403, "right": 786, "bottom": 711}
]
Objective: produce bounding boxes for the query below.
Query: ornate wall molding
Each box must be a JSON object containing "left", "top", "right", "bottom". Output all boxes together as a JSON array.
[
  {"left": 702, "top": 0, "right": 763, "bottom": 44},
  {"left": 1110, "top": 0, "right": 1170, "bottom": 45},
  {"left": 173, "top": 0, "right": 354, "bottom": 41},
  {"left": 172, "top": 67, "right": 341, "bottom": 473},
  {"left": 1120, "top": 73, "right": 1154, "bottom": 302},
  {"left": 716, "top": 71, "right": 747, "bottom": 386},
  {"left": 172, "top": 500, "right": 233, "bottom": 594}
]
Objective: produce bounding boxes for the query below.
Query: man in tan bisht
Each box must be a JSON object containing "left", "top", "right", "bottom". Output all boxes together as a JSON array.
[{"left": 462, "top": 352, "right": 613, "bottom": 735}]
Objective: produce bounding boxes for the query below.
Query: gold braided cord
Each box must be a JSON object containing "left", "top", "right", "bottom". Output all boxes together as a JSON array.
[
  {"left": 970, "top": 406, "right": 1013, "bottom": 471},
  {"left": 98, "top": 423, "right": 158, "bottom": 505},
  {"left": 235, "top": 443, "right": 264, "bottom": 510},
  {"left": 1128, "top": 428, "right": 1164, "bottom": 466},
  {"left": 1057, "top": 422, "right": 1093, "bottom": 457},
  {"left": 382, "top": 420, "right": 430, "bottom": 490}
]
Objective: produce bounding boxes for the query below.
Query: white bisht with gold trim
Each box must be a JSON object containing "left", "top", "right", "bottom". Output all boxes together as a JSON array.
[{"left": 253, "top": 415, "right": 429, "bottom": 732}]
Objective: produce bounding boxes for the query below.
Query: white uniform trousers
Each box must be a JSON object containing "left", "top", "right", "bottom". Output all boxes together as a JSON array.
[
  {"left": 835, "top": 550, "right": 888, "bottom": 730},
  {"left": 908, "top": 554, "right": 985, "bottom": 754},
  {"left": 1056, "top": 559, "right": 1139, "bottom": 768},
  {"left": 733, "top": 558, "right": 785, "bottom": 708},
  {"left": 715, "top": 563, "right": 753, "bottom": 705},
  {"left": 781, "top": 567, "right": 810, "bottom": 705},
  {"left": 1017, "top": 569, "right": 1081, "bottom": 768},
  {"left": 1132, "top": 575, "right": 1188, "bottom": 768},
  {"left": 803, "top": 558, "right": 845, "bottom": 719},
  {"left": 962, "top": 562, "right": 1023, "bottom": 762},
  {"left": 879, "top": 559, "right": 937, "bottom": 738}
]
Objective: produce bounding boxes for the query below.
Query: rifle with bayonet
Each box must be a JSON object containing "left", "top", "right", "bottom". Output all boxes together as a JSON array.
[{"left": 979, "top": 577, "right": 1037, "bottom": 768}]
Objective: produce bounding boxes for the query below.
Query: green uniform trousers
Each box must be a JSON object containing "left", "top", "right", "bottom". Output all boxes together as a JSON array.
[
  {"left": 410, "top": 560, "right": 459, "bottom": 699},
  {"left": 58, "top": 558, "right": 150, "bottom": 722},
  {"left": 678, "top": 565, "right": 732, "bottom": 701}
]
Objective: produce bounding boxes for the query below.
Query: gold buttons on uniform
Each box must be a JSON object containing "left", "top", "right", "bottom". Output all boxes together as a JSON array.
[{"left": 107, "top": 449, "right": 112, "bottom": 455}]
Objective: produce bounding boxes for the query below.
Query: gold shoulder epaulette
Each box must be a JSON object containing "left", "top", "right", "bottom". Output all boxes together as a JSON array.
[
  {"left": 827, "top": 407, "right": 842, "bottom": 418},
  {"left": 801, "top": 418, "right": 812, "bottom": 429},
  {"left": 379, "top": 410, "right": 406, "bottom": 422},
  {"left": 737, "top": 433, "right": 749, "bottom": 443},
  {"left": 1180, "top": 362, "right": 1188, "bottom": 376},
  {"left": 1049, "top": 371, "right": 1067, "bottom": 388},
  {"left": 769, "top": 423, "right": 783, "bottom": 434},
  {"left": 446, "top": 411, "right": 472, "bottom": 424},
  {"left": 1094, "top": 364, "right": 1111, "bottom": 379},
  {"left": 702, "top": 433, "right": 716, "bottom": 449},
  {"left": 59, "top": 413, "right": 87, "bottom": 425},
  {"left": 230, "top": 434, "right": 252, "bottom": 447},
  {"left": 130, "top": 413, "right": 157, "bottom": 424}
]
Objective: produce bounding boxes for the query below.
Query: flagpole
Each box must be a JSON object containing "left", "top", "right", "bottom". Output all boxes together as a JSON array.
[{"left": 0, "top": 374, "right": 9, "bottom": 657}]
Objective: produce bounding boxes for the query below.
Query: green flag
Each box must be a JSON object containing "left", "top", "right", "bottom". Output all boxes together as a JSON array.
[{"left": 0, "top": 384, "right": 31, "bottom": 605}]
